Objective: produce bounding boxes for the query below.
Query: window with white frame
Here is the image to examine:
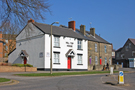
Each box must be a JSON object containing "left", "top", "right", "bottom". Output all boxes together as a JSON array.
[
  {"left": 54, "top": 36, "right": 60, "bottom": 47},
  {"left": 105, "top": 57, "right": 107, "bottom": 65},
  {"left": 95, "top": 43, "right": 97, "bottom": 52},
  {"left": 77, "top": 40, "right": 82, "bottom": 50},
  {"left": 95, "top": 56, "right": 98, "bottom": 65},
  {"left": 104, "top": 45, "right": 107, "bottom": 53},
  {"left": 78, "top": 54, "right": 82, "bottom": 64},
  {"left": 132, "top": 51, "right": 135, "bottom": 56},
  {"left": 54, "top": 52, "right": 60, "bottom": 63}
]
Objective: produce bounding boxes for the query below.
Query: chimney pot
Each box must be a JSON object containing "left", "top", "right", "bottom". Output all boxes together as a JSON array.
[
  {"left": 28, "top": 18, "right": 35, "bottom": 23},
  {"left": 68, "top": 21, "right": 76, "bottom": 31},
  {"left": 80, "top": 25, "right": 86, "bottom": 35},
  {"left": 90, "top": 28, "right": 95, "bottom": 37}
]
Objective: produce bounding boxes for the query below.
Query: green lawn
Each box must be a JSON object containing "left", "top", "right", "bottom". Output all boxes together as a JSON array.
[
  {"left": 0, "top": 78, "right": 10, "bottom": 83},
  {"left": 15, "top": 71, "right": 119, "bottom": 77}
]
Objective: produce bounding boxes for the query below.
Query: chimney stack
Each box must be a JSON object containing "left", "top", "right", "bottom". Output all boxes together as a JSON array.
[
  {"left": 28, "top": 18, "right": 35, "bottom": 23},
  {"left": 90, "top": 28, "right": 95, "bottom": 37},
  {"left": 80, "top": 25, "right": 86, "bottom": 35},
  {"left": 68, "top": 21, "right": 75, "bottom": 31}
]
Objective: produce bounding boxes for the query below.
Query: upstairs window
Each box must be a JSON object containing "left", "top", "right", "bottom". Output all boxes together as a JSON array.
[
  {"left": 129, "top": 43, "right": 131, "bottom": 48},
  {"left": 77, "top": 40, "right": 82, "bottom": 50},
  {"left": 104, "top": 45, "right": 107, "bottom": 53},
  {"left": 54, "top": 36, "right": 60, "bottom": 47},
  {"left": 95, "top": 43, "right": 97, "bottom": 52}
]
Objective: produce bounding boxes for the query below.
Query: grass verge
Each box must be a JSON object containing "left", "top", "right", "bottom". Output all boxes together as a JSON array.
[
  {"left": 0, "top": 78, "right": 10, "bottom": 83},
  {"left": 15, "top": 71, "right": 119, "bottom": 77}
]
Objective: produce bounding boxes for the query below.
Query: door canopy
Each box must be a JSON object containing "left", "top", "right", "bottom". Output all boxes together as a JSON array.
[
  {"left": 66, "top": 49, "right": 75, "bottom": 57},
  {"left": 19, "top": 50, "right": 29, "bottom": 57}
]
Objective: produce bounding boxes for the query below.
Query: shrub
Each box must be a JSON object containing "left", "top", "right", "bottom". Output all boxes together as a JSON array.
[
  {"left": 24, "top": 64, "right": 33, "bottom": 67},
  {"left": 12, "top": 63, "right": 24, "bottom": 67},
  {"left": 12, "top": 63, "right": 33, "bottom": 67}
]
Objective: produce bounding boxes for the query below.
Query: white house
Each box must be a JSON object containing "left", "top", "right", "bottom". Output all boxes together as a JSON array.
[{"left": 9, "top": 19, "right": 88, "bottom": 71}]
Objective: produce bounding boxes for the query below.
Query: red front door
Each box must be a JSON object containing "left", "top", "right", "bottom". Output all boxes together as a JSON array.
[
  {"left": 68, "top": 57, "right": 71, "bottom": 69},
  {"left": 100, "top": 59, "right": 102, "bottom": 65},
  {"left": 24, "top": 57, "right": 27, "bottom": 64}
]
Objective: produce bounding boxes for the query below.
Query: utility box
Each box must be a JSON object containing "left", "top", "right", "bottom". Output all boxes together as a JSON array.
[{"left": 119, "top": 71, "right": 124, "bottom": 84}]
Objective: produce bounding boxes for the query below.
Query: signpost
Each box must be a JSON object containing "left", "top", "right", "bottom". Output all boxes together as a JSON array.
[{"left": 119, "top": 71, "right": 124, "bottom": 84}]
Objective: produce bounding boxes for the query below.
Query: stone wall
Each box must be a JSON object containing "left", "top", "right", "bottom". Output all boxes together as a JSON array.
[
  {"left": 88, "top": 64, "right": 121, "bottom": 71},
  {"left": 0, "top": 66, "right": 37, "bottom": 72}
]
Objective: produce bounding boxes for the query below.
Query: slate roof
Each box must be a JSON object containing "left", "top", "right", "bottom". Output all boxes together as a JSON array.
[
  {"left": 33, "top": 22, "right": 87, "bottom": 40},
  {"left": 116, "top": 47, "right": 122, "bottom": 52},
  {"left": 60, "top": 25, "right": 111, "bottom": 44},
  {"left": 129, "top": 38, "right": 135, "bottom": 45},
  {"left": 32, "top": 22, "right": 111, "bottom": 44}
]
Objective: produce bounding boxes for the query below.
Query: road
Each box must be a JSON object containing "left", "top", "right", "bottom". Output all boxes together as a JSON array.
[{"left": 0, "top": 69, "right": 135, "bottom": 90}]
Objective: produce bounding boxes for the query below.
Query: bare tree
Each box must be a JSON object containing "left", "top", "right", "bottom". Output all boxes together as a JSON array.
[
  {"left": 0, "top": 0, "right": 50, "bottom": 29},
  {"left": 1, "top": 22, "right": 19, "bottom": 57}
]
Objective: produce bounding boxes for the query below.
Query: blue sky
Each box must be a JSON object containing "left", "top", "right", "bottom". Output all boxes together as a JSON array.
[{"left": 41, "top": 0, "right": 135, "bottom": 50}]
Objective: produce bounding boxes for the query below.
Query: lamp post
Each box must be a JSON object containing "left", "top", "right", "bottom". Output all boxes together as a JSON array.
[{"left": 50, "top": 22, "right": 59, "bottom": 74}]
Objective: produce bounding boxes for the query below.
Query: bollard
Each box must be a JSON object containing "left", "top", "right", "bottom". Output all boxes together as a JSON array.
[
  {"left": 110, "top": 67, "right": 113, "bottom": 75},
  {"left": 119, "top": 71, "right": 124, "bottom": 84}
]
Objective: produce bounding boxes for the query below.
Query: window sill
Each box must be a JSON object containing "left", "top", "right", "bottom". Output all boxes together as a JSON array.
[
  {"left": 53, "top": 46, "right": 61, "bottom": 48},
  {"left": 77, "top": 49, "right": 83, "bottom": 50},
  {"left": 53, "top": 63, "right": 60, "bottom": 65},
  {"left": 77, "top": 64, "right": 83, "bottom": 65}
]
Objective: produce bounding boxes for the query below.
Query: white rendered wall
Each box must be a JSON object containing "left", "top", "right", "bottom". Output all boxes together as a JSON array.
[
  {"left": 9, "top": 23, "right": 45, "bottom": 68},
  {"left": 44, "top": 35, "right": 88, "bottom": 70}
]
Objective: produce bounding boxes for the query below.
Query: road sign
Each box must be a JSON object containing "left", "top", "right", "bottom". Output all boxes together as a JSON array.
[{"left": 119, "top": 71, "right": 124, "bottom": 84}]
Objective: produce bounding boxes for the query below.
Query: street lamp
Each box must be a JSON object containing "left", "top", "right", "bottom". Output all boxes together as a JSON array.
[{"left": 50, "top": 22, "right": 59, "bottom": 74}]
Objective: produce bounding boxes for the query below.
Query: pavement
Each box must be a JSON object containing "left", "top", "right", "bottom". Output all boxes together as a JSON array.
[{"left": 0, "top": 68, "right": 135, "bottom": 86}]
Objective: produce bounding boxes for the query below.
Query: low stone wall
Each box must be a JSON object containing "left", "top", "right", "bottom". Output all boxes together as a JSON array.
[
  {"left": 88, "top": 64, "right": 122, "bottom": 71},
  {"left": 114, "top": 64, "right": 122, "bottom": 70},
  {"left": 94, "top": 65, "right": 104, "bottom": 70},
  {"left": 0, "top": 66, "right": 37, "bottom": 72}
]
